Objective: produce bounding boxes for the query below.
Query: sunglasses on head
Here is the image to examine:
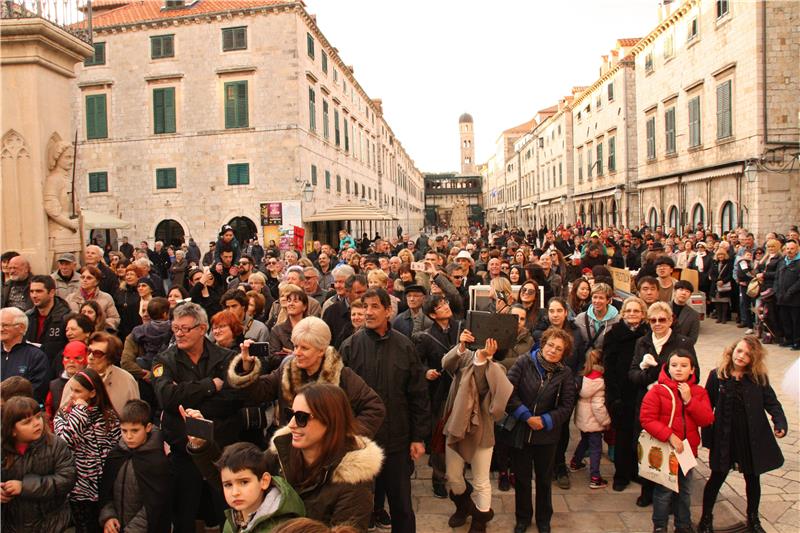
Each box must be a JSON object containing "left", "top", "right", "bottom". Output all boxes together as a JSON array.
[{"left": 287, "top": 409, "right": 314, "bottom": 428}]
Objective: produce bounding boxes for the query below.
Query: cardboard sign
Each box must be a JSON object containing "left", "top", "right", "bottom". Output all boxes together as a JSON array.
[{"left": 608, "top": 266, "right": 632, "bottom": 293}]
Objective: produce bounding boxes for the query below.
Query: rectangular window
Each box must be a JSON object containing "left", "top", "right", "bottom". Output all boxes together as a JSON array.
[
  {"left": 665, "top": 107, "right": 676, "bottom": 154},
  {"left": 224, "top": 81, "right": 248, "bottom": 129},
  {"left": 344, "top": 116, "right": 349, "bottom": 152},
  {"left": 321, "top": 51, "right": 328, "bottom": 74},
  {"left": 608, "top": 137, "right": 616, "bottom": 172},
  {"left": 334, "top": 109, "right": 340, "bottom": 146},
  {"left": 716, "top": 0, "right": 729, "bottom": 18},
  {"left": 156, "top": 167, "right": 176, "bottom": 189},
  {"left": 716, "top": 80, "right": 732, "bottom": 139},
  {"left": 310, "top": 164, "right": 317, "bottom": 186},
  {"left": 578, "top": 151, "right": 583, "bottom": 183},
  {"left": 227, "top": 163, "right": 249, "bottom": 186},
  {"left": 308, "top": 87, "right": 316, "bottom": 132},
  {"left": 646, "top": 117, "right": 656, "bottom": 159},
  {"left": 336, "top": 174, "right": 341, "bottom": 193},
  {"left": 325, "top": 170, "right": 331, "bottom": 190},
  {"left": 88, "top": 171, "right": 108, "bottom": 193},
  {"left": 687, "top": 16, "right": 698, "bottom": 41},
  {"left": 559, "top": 162, "right": 563, "bottom": 185},
  {"left": 645, "top": 52, "right": 654, "bottom": 73},
  {"left": 150, "top": 35, "right": 174, "bottom": 59},
  {"left": 607, "top": 82, "right": 614, "bottom": 102},
  {"left": 84, "top": 42, "right": 105, "bottom": 66},
  {"left": 663, "top": 33, "right": 674, "bottom": 59},
  {"left": 85, "top": 94, "right": 108, "bottom": 140},
  {"left": 596, "top": 143, "right": 604, "bottom": 176},
  {"left": 322, "top": 100, "right": 329, "bottom": 140},
  {"left": 306, "top": 32, "right": 315, "bottom": 59},
  {"left": 153, "top": 87, "right": 176, "bottom": 134},
  {"left": 596, "top": 95, "right": 602, "bottom": 110},
  {"left": 345, "top": 179, "right": 350, "bottom": 194},
  {"left": 689, "top": 95, "right": 702, "bottom": 147},
  {"left": 587, "top": 147, "right": 593, "bottom": 179},
  {"left": 222, "top": 27, "right": 247, "bottom": 51}
]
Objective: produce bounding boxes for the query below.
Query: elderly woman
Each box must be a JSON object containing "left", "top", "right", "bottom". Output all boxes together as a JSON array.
[
  {"left": 227, "top": 316, "right": 385, "bottom": 436},
  {"left": 210, "top": 310, "right": 244, "bottom": 350},
  {"left": 170, "top": 249, "right": 188, "bottom": 289},
  {"left": 267, "top": 284, "right": 309, "bottom": 371},
  {"left": 709, "top": 248, "right": 734, "bottom": 324},
  {"left": 66, "top": 266, "right": 120, "bottom": 331},
  {"left": 628, "top": 301, "right": 696, "bottom": 507},
  {"left": 506, "top": 327, "right": 577, "bottom": 533}
]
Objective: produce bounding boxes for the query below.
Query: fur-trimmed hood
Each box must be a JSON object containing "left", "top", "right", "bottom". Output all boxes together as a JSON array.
[
  {"left": 269, "top": 426, "right": 384, "bottom": 485},
  {"left": 280, "top": 348, "right": 343, "bottom": 403}
]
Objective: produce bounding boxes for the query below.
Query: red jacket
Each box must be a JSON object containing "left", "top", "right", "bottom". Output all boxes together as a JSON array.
[{"left": 640, "top": 365, "right": 714, "bottom": 456}]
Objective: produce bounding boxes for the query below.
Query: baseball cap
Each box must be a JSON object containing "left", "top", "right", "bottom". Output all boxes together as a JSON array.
[{"left": 57, "top": 252, "right": 77, "bottom": 263}]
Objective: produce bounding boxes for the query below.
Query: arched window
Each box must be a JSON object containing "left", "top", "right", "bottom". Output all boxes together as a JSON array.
[
  {"left": 155, "top": 219, "right": 185, "bottom": 248},
  {"left": 599, "top": 202, "right": 606, "bottom": 227},
  {"left": 692, "top": 203, "right": 705, "bottom": 229},
  {"left": 648, "top": 207, "right": 659, "bottom": 229},
  {"left": 720, "top": 201, "right": 736, "bottom": 233},
  {"left": 228, "top": 216, "right": 258, "bottom": 244},
  {"left": 668, "top": 206, "right": 679, "bottom": 232}
]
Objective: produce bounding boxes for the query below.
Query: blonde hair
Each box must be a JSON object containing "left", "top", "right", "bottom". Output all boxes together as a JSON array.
[
  {"left": 591, "top": 282, "right": 614, "bottom": 299},
  {"left": 397, "top": 249, "right": 413, "bottom": 264},
  {"left": 621, "top": 296, "right": 647, "bottom": 315},
  {"left": 291, "top": 316, "right": 331, "bottom": 351},
  {"left": 490, "top": 277, "right": 513, "bottom": 301},
  {"left": 367, "top": 268, "right": 389, "bottom": 288},
  {"left": 716, "top": 335, "right": 769, "bottom": 386},
  {"left": 647, "top": 301, "right": 673, "bottom": 319},
  {"left": 581, "top": 348, "right": 603, "bottom": 376}
]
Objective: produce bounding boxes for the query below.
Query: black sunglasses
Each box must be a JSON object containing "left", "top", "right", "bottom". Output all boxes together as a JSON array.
[{"left": 287, "top": 409, "right": 314, "bottom": 428}]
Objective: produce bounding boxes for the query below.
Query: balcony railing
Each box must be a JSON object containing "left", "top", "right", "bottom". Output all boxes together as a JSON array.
[{"left": 2, "top": 0, "right": 92, "bottom": 43}]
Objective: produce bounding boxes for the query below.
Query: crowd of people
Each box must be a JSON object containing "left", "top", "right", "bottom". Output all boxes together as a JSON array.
[{"left": 1, "top": 220, "right": 795, "bottom": 533}]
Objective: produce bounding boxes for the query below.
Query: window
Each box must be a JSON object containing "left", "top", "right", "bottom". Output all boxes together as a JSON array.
[
  {"left": 665, "top": 107, "right": 676, "bottom": 154},
  {"left": 84, "top": 42, "right": 105, "bottom": 66},
  {"left": 306, "top": 32, "right": 315, "bottom": 59},
  {"left": 687, "top": 16, "right": 698, "bottom": 41},
  {"left": 648, "top": 207, "right": 659, "bottom": 228},
  {"left": 310, "top": 164, "right": 317, "bottom": 186},
  {"left": 224, "top": 81, "right": 248, "bottom": 129},
  {"left": 577, "top": 150, "right": 583, "bottom": 183},
  {"left": 596, "top": 143, "right": 604, "bottom": 176},
  {"left": 716, "top": 80, "right": 732, "bottom": 139},
  {"left": 334, "top": 109, "right": 340, "bottom": 146},
  {"left": 322, "top": 100, "right": 329, "bottom": 140},
  {"left": 325, "top": 170, "right": 331, "bottom": 190},
  {"left": 645, "top": 51, "right": 654, "bottom": 73},
  {"left": 646, "top": 116, "right": 656, "bottom": 160},
  {"left": 692, "top": 203, "right": 705, "bottom": 228},
  {"left": 720, "top": 201, "right": 736, "bottom": 233},
  {"left": 345, "top": 179, "right": 350, "bottom": 194},
  {"left": 222, "top": 27, "right": 247, "bottom": 51},
  {"left": 668, "top": 206, "right": 679, "bottom": 230},
  {"left": 153, "top": 87, "right": 176, "bottom": 134},
  {"left": 559, "top": 162, "right": 563, "bottom": 185},
  {"left": 88, "top": 171, "right": 108, "bottom": 193},
  {"left": 688, "top": 96, "right": 701, "bottom": 147},
  {"left": 336, "top": 174, "right": 341, "bottom": 193},
  {"left": 156, "top": 167, "right": 176, "bottom": 189},
  {"left": 596, "top": 95, "right": 602, "bottom": 110},
  {"left": 321, "top": 51, "right": 328, "bottom": 74},
  {"left": 663, "top": 32, "right": 674, "bottom": 59},
  {"left": 608, "top": 136, "right": 616, "bottom": 172},
  {"left": 333, "top": 68, "right": 338, "bottom": 82},
  {"left": 151, "top": 35, "right": 174, "bottom": 59},
  {"left": 85, "top": 94, "right": 108, "bottom": 140},
  {"left": 587, "top": 147, "right": 593, "bottom": 179},
  {"left": 343, "top": 115, "right": 349, "bottom": 151},
  {"left": 716, "top": 0, "right": 729, "bottom": 18},
  {"left": 608, "top": 82, "right": 614, "bottom": 102},
  {"left": 227, "top": 163, "right": 249, "bottom": 186},
  {"left": 308, "top": 87, "right": 316, "bottom": 132}
]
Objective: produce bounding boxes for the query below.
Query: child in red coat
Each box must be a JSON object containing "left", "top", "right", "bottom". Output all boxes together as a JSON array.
[{"left": 640, "top": 349, "right": 714, "bottom": 533}]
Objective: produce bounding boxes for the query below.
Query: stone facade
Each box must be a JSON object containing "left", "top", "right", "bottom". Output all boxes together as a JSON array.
[{"left": 73, "top": 1, "right": 423, "bottom": 249}]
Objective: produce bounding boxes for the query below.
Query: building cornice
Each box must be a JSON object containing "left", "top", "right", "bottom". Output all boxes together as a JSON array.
[
  {"left": 629, "top": 0, "right": 699, "bottom": 57},
  {"left": 571, "top": 56, "right": 634, "bottom": 109}
]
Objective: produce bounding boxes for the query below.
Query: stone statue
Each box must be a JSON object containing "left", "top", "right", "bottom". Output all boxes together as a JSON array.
[{"left": 43, "top": 133, "right": 81, "bottom": 266}]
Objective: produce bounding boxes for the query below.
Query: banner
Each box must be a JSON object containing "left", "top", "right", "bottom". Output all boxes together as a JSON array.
[{"left": 608, "top": 266, "right": 633, "bottom": 294}]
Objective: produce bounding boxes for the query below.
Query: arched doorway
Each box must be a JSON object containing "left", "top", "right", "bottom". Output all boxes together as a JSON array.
[
  {"left": 611, "top": 201, "right": 618, "bottom": 227},
  {"left": 588, "top": 204, "right": 595, "bottom": 227},
  {"left": 648, "top": 207, "right": 659, "bottom": 229},
  {"left": 228, "top": 216, "right": 258, "bottom": 245},
  {"left": 155, "top": 219, "right": 185, "bottom": 248},
  {"left": 599, "top": 202, "right": 606, "bottom": 228},
  {"left": 691, "top": 203, "right": 705, "bottom": 229},
  {"left": 579, "top": 205, "right": 586, "bottom": 225},
  {"left": 668, "top": 206, "right": 679, "bottom": 233},
  {"left": 720, "top": 201, "right": 736, "bottom": 233}
]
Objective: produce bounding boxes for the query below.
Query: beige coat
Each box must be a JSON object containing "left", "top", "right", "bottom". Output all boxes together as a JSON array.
[
  {"left": 65, "top": 289, "right": 121, "bottom": 330},
  {"left": 441, "top": 346, "right": 513, "bottom": 462},
  {"left": 59, "top": 365, "right": 139, "bottom": 415}
]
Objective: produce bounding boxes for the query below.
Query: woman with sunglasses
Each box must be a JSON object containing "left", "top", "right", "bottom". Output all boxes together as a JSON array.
[
  {"left": 516, "top": 280, "right": 541, "bottom": 331},
  {"left": 66, "top": 266, "right": 121, "bottom": 331},
  {"left": 628, "top": 301, "right": 696, "bottom": 507}
]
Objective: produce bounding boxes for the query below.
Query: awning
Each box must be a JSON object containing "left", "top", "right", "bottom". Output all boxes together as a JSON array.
[
  {"left": 682, "top": 165, "right": 741, "bottom": 183},
  {"left": 305, "top": 203, "right": 398, "bottom": 222},
  {"left": 81, "top": 210, "right": 131, "bottom": 229},
  {"left": 637, "top": 177, "right": 681, "bottom": 190}
]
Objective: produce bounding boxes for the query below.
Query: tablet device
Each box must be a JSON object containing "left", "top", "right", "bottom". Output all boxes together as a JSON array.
[{"left": 466, "top": 310, "right": 518, "bottom": 351}]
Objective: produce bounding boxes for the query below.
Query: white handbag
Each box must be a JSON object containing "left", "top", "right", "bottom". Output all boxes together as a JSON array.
[{"left": 637, "top": 383, "right": 680, "bottom": 493}]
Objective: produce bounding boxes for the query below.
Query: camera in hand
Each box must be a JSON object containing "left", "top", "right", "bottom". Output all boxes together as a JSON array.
[
  {"left": 185, "top": 416, "right": 214, "bottom": 441},
  {"left": 248, "top": 342, "right": 269, "bottom": 358}
]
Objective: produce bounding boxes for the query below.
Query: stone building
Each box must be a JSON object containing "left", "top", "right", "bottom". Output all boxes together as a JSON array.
[
  {"left": 532, "top": 99, "right": 574, "bottom": 230},
  {"left": 632, "top": 0, "right": 798, "bottom": 237},
  {"left": 73, "top": 0, "right": 424, "bottom": 249},
  {"left": 484, "top": 118, "right": 534, "bottom": 227}
]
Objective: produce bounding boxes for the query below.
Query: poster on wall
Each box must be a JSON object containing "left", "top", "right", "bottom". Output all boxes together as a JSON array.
[
  {"left": 261, "top": 200, "right": 303, "bottom": 250},
  {"left": 260, "top": 203, "right": 283, "bottom": 226}
]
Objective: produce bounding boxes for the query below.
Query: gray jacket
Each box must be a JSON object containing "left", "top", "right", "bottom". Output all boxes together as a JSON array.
[{"left": 51, "top": 270, "right": 81, "bottom": 301}]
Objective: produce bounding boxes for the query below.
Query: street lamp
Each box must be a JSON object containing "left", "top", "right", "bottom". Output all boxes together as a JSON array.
[
  {"left": 613, "top": 186, "right": 623, "bottom": 228},
  {"left": 744, "top": 160, "right": 758, "bottom": 183},
  {"left": 301, "top": 181, "right": 314, "bottom": 202}
]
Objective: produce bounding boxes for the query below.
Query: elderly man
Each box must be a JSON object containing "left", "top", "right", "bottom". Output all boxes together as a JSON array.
[
  {"left": 134, "top": 257, "right": 166, "bottom": 297},
  {"left": 307, "top": 240, "right": 322, "bottom": 263},
  {"left": 2, "top": 255, "right": 33, "bottom": 311},
  {"left": 1, "top": 306, "right": 49, "bottom": 401},
  {"left": 303, "top": 266, "right": 326, "bottom": 305},
  {"left": 85, "top": 244, "right": 119, "bottom": 297},
  {"left": 391, "top": 284, "right": 431, "bottom": 339},
  {"left": 51, "top": 252, "right": 81, "bottom": 300},
  {"left": 152, "top": 303, "right": 241, "bottom": 531},
  {"left": 321, "top": 264, "right": 355, "bottom": 314},
  {"left": 26, "top": 275, "right": 70, "bottom": 369}
]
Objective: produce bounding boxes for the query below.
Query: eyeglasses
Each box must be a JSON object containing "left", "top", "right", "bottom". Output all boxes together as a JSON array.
[
  {"left": 171, "top": 323, "right": 203, "bottom": 334},
  {"left": 88, "top": 349, "right": 107, "bottom": 358},
  {"left": 649, "top": 317, "right": 671, "bottom": 324},
  {"left": 238, "top": 261, "right": 250, "bottom": 266},
  {"left": 287, "top": 409, "right": 314, "bottom": 428}
]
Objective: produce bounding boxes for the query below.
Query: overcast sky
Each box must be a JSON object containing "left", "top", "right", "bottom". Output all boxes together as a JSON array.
[{"left": 305, "top": 0, "right": 660, "bottom": 173}]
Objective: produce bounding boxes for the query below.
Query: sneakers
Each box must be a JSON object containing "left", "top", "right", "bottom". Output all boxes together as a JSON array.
[
  {"left": 555, "top": 469, "right": 571, "bottom": 489},
  {"left": 745, "top": 328, "right": 754, "bottom": 335},
  {"left": 568, "top": 459, "right": 586, "bottom": 472},
  {"left": 370, "top": 509, "right": 391, "bottom": 530},
  {"left": 589, "top": 476, "right": 609, "bottom": 489}
]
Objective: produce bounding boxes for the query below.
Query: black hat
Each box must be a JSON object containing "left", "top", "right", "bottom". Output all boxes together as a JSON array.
[
  {"left": 137, "top": 277, "right": 156, "bottom": 291},
  {"left": 650, "top": 241, "right": 665, "bottom": 251},
  {"left": 404, "top": 284, "right": 426, "bottom": 295}
]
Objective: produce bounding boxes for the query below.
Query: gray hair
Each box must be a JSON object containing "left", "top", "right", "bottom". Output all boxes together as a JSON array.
[
  {"left": 249, "top": 272, "right": 267, "bottom": 285},
  {"left": 175, "top": 250, "right": 185, "bottom": 259},
  {"left": 285, "top": 266, "right": 305, "bottom": 281},
  {"left": 291, "top": 316, "right": 331, "bottom": 351},
  {"left": 1, "top": 306, "right": 28, "bottom": 330},
  {"left": 134, "top": 257, "right": 153, "bottom": 269},
  {"left": 303, "top": 266, "right": 321, "bottom": 278},
  {"left": 86, "top": 244, "right": 103, "bottom": 256},
  {"left": 172, "top": 302, "right": 208, "bottom": 326},
  {"left": 332, "top": 264, "right": 355, "bottom": 280}
]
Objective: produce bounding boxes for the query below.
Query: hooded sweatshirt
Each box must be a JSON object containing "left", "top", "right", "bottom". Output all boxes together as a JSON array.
[{"left": 223, "top": 476, "right": 305, "bottom": 533}]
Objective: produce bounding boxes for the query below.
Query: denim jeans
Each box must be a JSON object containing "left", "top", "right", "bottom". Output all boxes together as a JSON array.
[
  {"left": 653, "top": 468, "right": 693, "bottom": 529},
  {"left": 572, "top": 431, "right": 603, "bottom": 478}
]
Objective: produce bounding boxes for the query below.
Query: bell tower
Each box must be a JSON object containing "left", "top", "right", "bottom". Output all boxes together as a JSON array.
[{"left": 459, "top": 113, "right": 476, "bottom": 175}]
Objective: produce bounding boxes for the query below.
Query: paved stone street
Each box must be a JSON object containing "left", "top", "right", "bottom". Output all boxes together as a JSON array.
[{"left": 408, "top": 321, "right": 800, "bottom": 533}]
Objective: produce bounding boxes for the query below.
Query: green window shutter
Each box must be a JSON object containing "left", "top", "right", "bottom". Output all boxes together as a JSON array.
[
  {"left": 597, "top": 143, "right": 603, "bottom": 175},
  {"left": 88, "top": 171, "right": 108, "bottom": 193},
  {"left": 86, "top": 94, "right": 108, "bottom": 139},
  {"left": 225, "top": 81, "right": 248, "bottom": 129},
  {"left": 153, "top": 88, "right": 176, "bottom": 134},
  {"left": 646, "top": 117, "right": 655, "bottom": 159},
  {"left": 689, "top": 96, "right": 702, "bottom": 147},
  {"left": 325, "top": 170, "right": 331, "bottom": 189},
  {"left": 156, "top": 168, "right": 176, "bottom": 189},
  {"left": 308, "top": 88, "right": 316, "bottom": 132},
  {"left": 85, "top": 42, "right": 105, "bottom": 66},
  {"left": 609, "top": 137, "right": 616, "bottom": 171},
  {"left": 336, "top": 174, "right": 341, "bottom": 192},
  {"left": 311, "top": 165, "right": 317, "bottom": 186},
  {"left": 238, "top": 81, "right": 248, "bottom": 128},
  {"left": 665, "top": 107, "right": 676, "bottom": 154},
  {"left": 151, "top": 37, "right": 161, "bottom": 59},
  {"left": 306, "top": 33, "right": 315, "bottom": 58},
  {"left": 222, "top": 29, "right": 233, "bottom": 51},
  {"left": 717, "top": 80, "right": 731, "bottom": 139},
  {"left": 321, "top": 51, "right": 328, "bottom": 73},
  {"left": 322, "top": 100, "right": 329, "bottom": 139},
  {"left": 334, "top": 109, "right": 340, "bottom": 146},
  {"left": 227, "top": 163, "right": 249, "bottom": 185}
]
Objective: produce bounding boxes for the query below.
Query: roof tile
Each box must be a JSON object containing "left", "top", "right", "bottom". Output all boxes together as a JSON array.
[{"left": 91, "top": 0, "right": 289, "bottom": 28}]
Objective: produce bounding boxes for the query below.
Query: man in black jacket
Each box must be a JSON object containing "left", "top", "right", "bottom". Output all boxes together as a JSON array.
[
  {"left": 26, "top": 275, "right": 70, "bottom": 373},
  {"left": 340, "top": 288, "right": 430, "bottom": 533}
]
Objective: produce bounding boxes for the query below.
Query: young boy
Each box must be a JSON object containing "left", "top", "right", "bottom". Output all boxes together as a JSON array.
[
  {"left": 640, "top": 350, "right": 714, "bottom": 533},
  {"left": 99, "top": 399, "right": 172, "bottom": 533}
]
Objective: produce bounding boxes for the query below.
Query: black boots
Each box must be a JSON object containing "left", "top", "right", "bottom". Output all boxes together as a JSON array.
[
  {"left": 468, "top": 508, "right": 495, "bottom": 533},
  {"left": 697, "top": 513, "right": 713, "bottom": 533},
  {"left": 447, "top": 484, "right": 475, "bottom": 528},
  {"left": 747, "top": 513, "right": 766, "bottom": 533}
]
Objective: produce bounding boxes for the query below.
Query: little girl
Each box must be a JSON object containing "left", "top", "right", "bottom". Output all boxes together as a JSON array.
[
  {"left": 699, "top": 336, "right": 787, "bottom": 533},
  {"left": 569, "top": 349, "right": 611, "bottom": 489},
  {"left": 1, "top": 396, "right": 77, "bottom": 531},
  {"left": 54, "top": 368, "right": 120, "bottom": 533},
  {"left": 640, "top": 349, "right": 714, "bottom": 533}
]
